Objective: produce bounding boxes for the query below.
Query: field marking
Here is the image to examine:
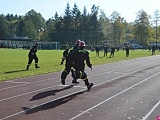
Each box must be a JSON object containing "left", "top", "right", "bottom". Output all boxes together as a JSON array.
[
  {"left": 69, "top": 71, "right": 160, "bottom": 120},
  {"left": 0, "top": 77, "right": 59, "bottom": 91},
  {"left": 142, "top": 100, "right": 160, "bottom": 120},
  {"left": 1, "top": 64, "right": 159, "bottom": 120},
  {"left": 0, "top": 63, "right": 157, "bottom": 102},
  {"left": 0, "top": 57, "right": 158, "bottom": 91},
  {"left": 4, "top": 81, "right": 29, "bottom": 84}
]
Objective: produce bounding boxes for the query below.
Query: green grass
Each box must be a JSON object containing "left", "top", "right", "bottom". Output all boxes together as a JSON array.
[{"left": 0, "top": 48, "right": 159, "bottom": 81}]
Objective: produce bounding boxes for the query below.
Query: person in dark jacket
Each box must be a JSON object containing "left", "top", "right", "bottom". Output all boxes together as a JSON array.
[
  {"left": 60, "top": 48, "right": 69, "bottom": 65},
  {"left": 110, "top": 45, "right": 115, "bottom": 57},
  {"left": 61, "top": 40, "right": 81, "bottom": 85},
  {"left": 71, "top": 41, "right": 93, "bottom": 91},
  {"left": 125, "top": 44, "right": 130, "bottom": 57},
  {"left": 95, "top": 45, "right": 100, "bottom": 57},
  {"left": 104, "top": 44, "right": 109, "bottom": 57},
  {"left": 26, "top": 43, "right": 40, "bottom": 70},
  {"left": 151, "top": 45, "right": 156, "bottom": 55}
]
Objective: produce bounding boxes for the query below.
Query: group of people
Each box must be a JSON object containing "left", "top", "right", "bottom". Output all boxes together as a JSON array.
[
  {"left": 60, "top": 40, "right": 93, "bottom": 91},
  {"left": 95, "top": 44, "right": 129, "bottom": 58},
  {"left": 26, "top": 40, "right": 93, "bottom": 91}
]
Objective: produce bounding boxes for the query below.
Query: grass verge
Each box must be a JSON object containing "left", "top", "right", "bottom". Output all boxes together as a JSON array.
[{"left": 0, "top": 48, "right": 159, "bottom": 81}]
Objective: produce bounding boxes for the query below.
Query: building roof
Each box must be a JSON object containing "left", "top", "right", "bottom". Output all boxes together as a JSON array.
[{"left": 0, "top": 36, "right": 33, "bottom": 41}]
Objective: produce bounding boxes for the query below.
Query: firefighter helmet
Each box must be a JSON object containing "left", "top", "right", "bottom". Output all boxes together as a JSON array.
[
  {"left": 75, "top": 40, "right": 81, "bottom": 45},
  {"left": 79, "top": 41, "right": 86, "bottom": 47},
  {"left": 35, "top": 42, "right": 39, "bottom": 45}
]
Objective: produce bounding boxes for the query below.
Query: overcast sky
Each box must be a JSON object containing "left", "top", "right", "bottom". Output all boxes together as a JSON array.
[{"left": 1, "top": 0, "right": 160, "bottom": 22}]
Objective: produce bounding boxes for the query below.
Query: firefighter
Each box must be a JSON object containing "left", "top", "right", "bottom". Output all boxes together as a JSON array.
[
  {"left": 110, "top": 45, "right": 115, "bottom": 57},
  {"left": 60, "top": 47, "right": 69, "bottom": 65},
  {"left": 125, "top": 44, "right": 130, "bottom": 57},
  {"left": 61, "top": 40, "right": 81, "bottom": 85},
  {"left": 95, "top": 45, "right": 100, "bottom": 57},
  {"left": 71, "top": 41, "right": 93, "bottom": 91},
  {"left": 26, "top": 43, "right": 40, "bottom": 70},
  {"left": 104, "top": 44, "right": 109, "bottom": 57}
]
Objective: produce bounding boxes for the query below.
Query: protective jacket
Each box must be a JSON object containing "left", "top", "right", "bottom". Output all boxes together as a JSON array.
[
  {"left": 73, "top": 49, "right": 92, "bottom": 71},
  {"left": 28, "top": 45, "right": 38, "bottom": 57}
]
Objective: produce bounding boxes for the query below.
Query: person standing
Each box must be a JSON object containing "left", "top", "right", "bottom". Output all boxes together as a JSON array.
[
  {"left": 125, "top": 44, "right": 130, "bottom": 57},
  {"left": 104, "top": 44, "right": 108, "bottom": 57},
  {"left": 151, "top": 45, "right": 155, "bottom": 55},
  {"left": 71, "top": 41, "right": 93, "bottom": 91},
  {"left": 26, "top": 43, "right": 40, "bottom": 70},
  {"left": 95, "top": 45, "right": 100, "bottom": 57},
  {"left": 110, "top": 45, "right": 115, "bottom": 57},
  {"left": 61, "top": 40, "right": 81, "bottom": 85}
]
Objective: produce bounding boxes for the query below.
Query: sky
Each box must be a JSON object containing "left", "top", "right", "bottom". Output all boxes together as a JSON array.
[{"left": 1, "top": 0, "right": 160, "bottom": 23}]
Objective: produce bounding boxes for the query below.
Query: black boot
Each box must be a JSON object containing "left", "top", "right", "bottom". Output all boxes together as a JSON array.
[
  {"left": 35, "top": 64, "right": 40, "bottom": 69},
  {"left": 84, "top": 79, "right": 93, "bottom": 91},
  {"left": 26, "top": 65, "right": 30, "bottom": 70},
  {"left": 87, "top": 83, "right": 93, "bottom": 91},
  {"left": 61, "top": 71, "right": 67, "bottom": 85}
]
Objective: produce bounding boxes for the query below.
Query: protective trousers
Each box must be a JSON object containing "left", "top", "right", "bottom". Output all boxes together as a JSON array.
[
  {"left": 61, "top": 58, "right": 72, "bottom": 81},
  {"left": 72, "top": 70, "right": 90, "bottom": 86}
]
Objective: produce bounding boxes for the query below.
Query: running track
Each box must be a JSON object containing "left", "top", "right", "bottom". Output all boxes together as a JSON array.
[{"left": 1, "top": 55, "right": 160, "bottom": 120}]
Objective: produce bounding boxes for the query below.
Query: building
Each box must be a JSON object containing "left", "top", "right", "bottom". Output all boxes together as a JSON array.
[
  {"left": 0, "top": 36, "right": 34, "bottom": 49},
  {"left": 0, "top": 36, "right": 60, "bottom": 50}
]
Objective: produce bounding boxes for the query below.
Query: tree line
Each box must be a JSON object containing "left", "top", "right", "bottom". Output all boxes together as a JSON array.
[{"left": 0, "top": 3, "right": 160, "bottom": 46}]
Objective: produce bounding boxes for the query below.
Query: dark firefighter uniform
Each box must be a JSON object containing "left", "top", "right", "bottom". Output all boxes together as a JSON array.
[
  {"left": 26, "top": 43, "right": 40, "bottom": 70},
  {"left": 104, "top": 44, "right": 109, "bottom": 57},
  {"left": 71, "top": 41, "right": 93, "bottom": 91},
  {"left": 110, "top": 45, "right": 115, "bottom": 57},
  {"left": 125, "top": 45, "right": 130, "bottom": 57},
  {"left": 61, "top": 40, "right": 81, "bottom": 85},
  {"left": 60, "top": 48, "right": 69, "bottom": 65}
]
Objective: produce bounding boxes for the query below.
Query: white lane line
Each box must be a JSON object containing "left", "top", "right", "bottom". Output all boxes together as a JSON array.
[
  {"left": 1, "top": 57, "right": 158, "bottom": 90},
  {"left": 69, "top": 71, "right": 160, "bottom": 120},
  {"left": 0, "top": 64, "right": 154, "bottom": 102},
  {"left": 142, "top": 100, "right": 160, "bottom": 120},
  {"left": 0, "top": 111, "right": 24, "bottom": 120},
  {"left": 0, "top": 63, "right": 127, "bottom": 91},
  {"left": 0, "top": 77, "right": 59, "bottom": 91},
  {"left": 1, "top": 66, "right": 160, "bottom": 120},
  {"left": 0, "top": 63, "right": 157, "bottom": 102},
  {"left": 4, "top": 81, "right": 29, "bottom": 84},
  {"left": 0, "top": 89, "right": 86, "bottom": 120}
]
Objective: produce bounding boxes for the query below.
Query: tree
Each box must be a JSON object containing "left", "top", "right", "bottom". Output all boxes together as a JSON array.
[
  {"left": 109, "top": 11, "right": 126, "bottom": 44},
  {"left": 71, "top": 3, "right": 82, "bottom": 41},
  {"left": 0, "top": 15, "right": 9, "bottom": 37},
  {"left": 89, "top": 5, "right": 102, "bottom": 44},
  {"left": 152, "top": 10, "right": 160, "bottom": 46},
  {"left": 24, "top": 9, "right": 46, "bottom": 40},
  {"left": 63, "top": 3, "right": 72, "bottom": 44},
  {"left": 133, "top": 10, "right": 152, "bottom": 45}
]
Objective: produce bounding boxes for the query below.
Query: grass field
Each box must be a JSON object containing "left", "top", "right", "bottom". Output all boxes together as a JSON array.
[{"left": 0, "top": 48, "right": 159, "bottom": 81}]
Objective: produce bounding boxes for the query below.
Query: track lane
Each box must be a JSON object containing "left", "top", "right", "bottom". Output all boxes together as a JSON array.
[{"left": 1, "top": 55, "right": 160, "bottom": 120}]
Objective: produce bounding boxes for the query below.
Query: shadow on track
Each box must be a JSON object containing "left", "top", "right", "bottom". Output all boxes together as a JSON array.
[
  {"left": 22, "top": 90, "right": 86, "bottom": 114},
  {"left": 30, "top": 85, "right": 74, "bottom": 101}
]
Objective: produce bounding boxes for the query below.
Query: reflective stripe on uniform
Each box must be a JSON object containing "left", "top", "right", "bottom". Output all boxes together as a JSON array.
[
  {"left": 82, "top": 77, "right": 88, "bottom": 81},
  {"left": 79, "top": 71, "right": 82, "bottom": 78},
  {"left": 79, "top": 50, "right": 86, "bottom": 53}
]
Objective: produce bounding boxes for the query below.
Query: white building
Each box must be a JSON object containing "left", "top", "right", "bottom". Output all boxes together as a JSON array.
[
  {"left": 0, "top": 36, "right": 34, "bottom": 49},
  {"left": 0, "top": 36, "right": 60, "bottom": 50}
]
